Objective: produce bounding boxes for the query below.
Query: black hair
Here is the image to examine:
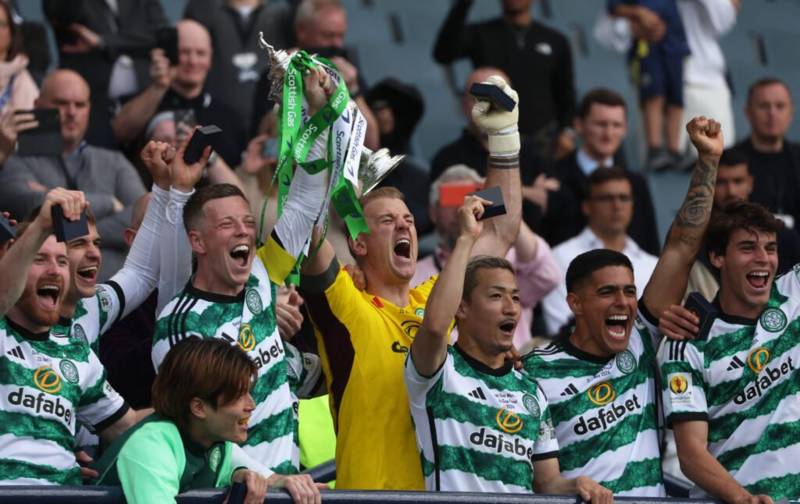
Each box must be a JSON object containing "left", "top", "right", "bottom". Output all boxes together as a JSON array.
[{"left": 565, "top": 249, "right": 633, "bottom": 293}]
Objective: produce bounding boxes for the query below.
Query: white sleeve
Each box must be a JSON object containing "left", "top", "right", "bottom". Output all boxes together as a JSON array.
[
  {"left": 107, "top": 185, "right": 169, "bottom": 324},
  {"left": 230, "top": 444, "right": 274, "bottom": 478},
  {"left": 541, "top": 282, "right": 571, "bottom": 336},
  {"left": 157, "top": 187, "right": 194, "bottom": 313},
  {"left": 696, "top": 0, "right": 737, "bottom": 37},
  {"left": 404, "top": 351, "right": 448, "bottom": 408},
  {"left": 273, "top": 167, "right": 328, "bottom": 259}
]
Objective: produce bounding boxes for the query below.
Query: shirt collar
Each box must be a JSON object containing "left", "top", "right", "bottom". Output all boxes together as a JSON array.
[
  {"left": 580, "top": 227, "right": 642, "bottom": 258},
  {"left": 576, "top": 148, "right": 613, "bottom": 176}
]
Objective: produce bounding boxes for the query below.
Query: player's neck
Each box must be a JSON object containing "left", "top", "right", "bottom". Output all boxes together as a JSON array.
[
  {"left": 59, "top": 293, "right": 80, "bottom": 319},
  {"left": 364, "top": 272, "right": 410, "bottom": 307},
  {"left": 5, "top": 307, "right": 52, "bottom": 336},
  {"left": 718, "top": 287, "right": 765, "bottom": 320},
  {"left": 192, "top": 269, "right": 245, "bottom": 298},
  {"left": 569, "top": 328, "right": 613, "bottom": 360},
  {"left": 750, "top": 133, "right": 784, "bottom": 153},
  {"left": 186, "top": 420, "right": 216, "bottom": 450},
  {"left": 457, "top": 336, "right": 506, "bottom": 369},
  {"left": 503, "top": 9, "right": 531, "bottom": 27}
]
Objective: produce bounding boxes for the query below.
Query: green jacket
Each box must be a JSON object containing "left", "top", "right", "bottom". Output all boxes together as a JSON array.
[{"left": 93, "top": 415, "right": 235, "bottom": 503}]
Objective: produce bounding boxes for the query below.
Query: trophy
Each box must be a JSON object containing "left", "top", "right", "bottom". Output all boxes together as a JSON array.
[{"left": 258, "top": 35, "right": 403, "bottom": 197}]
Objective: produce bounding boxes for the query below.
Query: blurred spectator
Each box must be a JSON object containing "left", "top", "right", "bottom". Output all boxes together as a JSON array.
[
  {"left": 184, "top": 0, "right": 293, "bottom": 127},
  {"left": 676, "top": 0, "right": 737, "bottom": 153},
  {"left": 0, "top": 1, "right": 37, "bottom": 112},
  {"left": 137, "top": 110, "right": 244, "bottom": 191},
  {"left": 541, "top": 167, "right": 657, "bottom": 335},
  {"left": 98, "top": 192, "right": 156, "bottom": 409},
  {"left": 733, "top": 78, "right": 800, "bottom": 232},
  {"left": 413, "top": 164, "right": 560, "bottom": 347},
  {"left": 686, "top": 148, "right": 800, "bottom": 300},
  {"left": 43, "top": 0, "right": 168, "bottom": 148},
  {"left": 366, "top": 78, "right": 430, "bottom": 233},
  {"left": 551, "top": 88, "right": 661, "bottom": 255},
  {"left": 431, "top": 66, "right": 569, "bottom": 243},
  {"left": 112, "top": 19, "right": 246, "bottom": 167},
  {"left": 0, "top": 69, "right": 146, "bottom": 279},
  {"left": 249, "top": 0, "right": 380, "bottom": 148},
  {"left": 433, "top": 0, "right": 576, "bottom": 160},
  {"left": 607, "top": 0, "right": 690, "bottom": 171}
]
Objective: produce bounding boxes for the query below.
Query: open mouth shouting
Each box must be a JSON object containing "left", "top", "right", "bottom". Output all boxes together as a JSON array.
[
  {"left": 229, "top": 244, "right": 251, "bottom": 269},
  {"left": 36, "top": 282, "right": 62, "bottom": 312},
  {"left": 498, "top": 318, "right": 517, "bottom": 338},
  {"left": 605, "top": 314, "right": 630, "bottom": 341},
  {"left": 746, "top": 270, "right": 770, "bottom": 290},
  {"left": 76, "top": 264, "right": 98, "bottom": 286},
  {"left": 393, "top": 238, "right": 411, "bottom": 261}
]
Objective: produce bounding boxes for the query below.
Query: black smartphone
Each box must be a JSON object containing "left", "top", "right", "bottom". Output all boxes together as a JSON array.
[
  {"left": 469, "top": 185, "right": 506, "bottom": 220},
  {"left": 684, "top": 292, "right": 717, "bottom": 340},
  {"left": 51, "top": 205, "right": 89, "bottom": 243},
  {"left": 469, "top": 82, "right": 517, "bottom": 112},
  {"left": 16, "top": 109, "right": 62, "bottom": 156},
  {"left": 0, "top": 213, "right": 15, "bottom": 244},
  {"left": 183, "top": 125, "right": 222, "bottom": 164},
  {"left": 156, "top": 26, "right": 179, "bottom": 66}
]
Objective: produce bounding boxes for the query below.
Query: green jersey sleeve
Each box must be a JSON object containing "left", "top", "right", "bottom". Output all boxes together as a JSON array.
[{"left": 117, "top": 422, "right": 186, "bottom": 504}]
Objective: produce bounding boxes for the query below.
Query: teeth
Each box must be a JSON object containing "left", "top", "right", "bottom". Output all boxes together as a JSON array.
[
  {"left": 238, "top": 417, "right": 249, "bottom": 426},
  {"left": 78, "top": 267, "right": 97, "bottom": 274},
  {"left": 232, "top": 245, "right": 249, "bottom": 254},
  {"left": 748, "top": 271, "right": 769, "bottom": 278},
  {"left": 607, "top": 315, "right": 628, "bottom": 321},
  {"left": 396, "top": 239, "right": 410, "bottom": 246},
  {"left": 38, "top": 285, "right": 60, "bottom": 293}
]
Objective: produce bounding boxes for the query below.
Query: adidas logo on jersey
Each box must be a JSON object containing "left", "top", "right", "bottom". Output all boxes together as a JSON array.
[
  {"left": 6, "top": 346, "right": 24, "bottom": 360},
  {"left": 469, "top": 427, "right": 533, "bottom": 458},
  {"left": 561, "top": 384, "right": 578, "bottom": 396},
  {"left": 252, "top": 340, "right": 285, "bottom": 369},
  {"left": 574, "top": 394, "right": 642, "bottom": 435},
  {"left": 8, "top": 388, "right": 72, "bottom": 424},
  {"left": 469, "top": 387, "right": 487, "bottom": 400},
  {"left": 733, "top": 357, "right": 795, "bottom": 405},
  {"left": 727, "top": 356, "right": 746, "bottom": 371}
]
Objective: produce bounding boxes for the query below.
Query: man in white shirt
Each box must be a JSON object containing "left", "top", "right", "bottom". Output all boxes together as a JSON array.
[{"left": 542, "top": 166, "right": 658, "bottom": 335}]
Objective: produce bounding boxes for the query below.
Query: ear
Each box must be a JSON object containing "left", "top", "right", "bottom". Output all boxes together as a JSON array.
[
  {"left": 567, "top": 292, "right": 583, "bottom": 317},
  {"left": 455, "top": 299, "right": 468, "bottom": 320},
  {"left": 348, "top": 234, "right": 368, "bottom": 259},
  {"left": 709, "top": 250, "right": 725, "bottom": 270},
  {"left": 189, "top": 397, "right": 208, "bottom": 420},
  {"left": 188, "top": 230, "right": 206, "bottom": 255}
]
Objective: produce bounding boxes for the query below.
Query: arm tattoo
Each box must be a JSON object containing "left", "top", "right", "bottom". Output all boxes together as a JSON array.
[{"left": 676, "top": 158, "right": 716, "bottom": 229}]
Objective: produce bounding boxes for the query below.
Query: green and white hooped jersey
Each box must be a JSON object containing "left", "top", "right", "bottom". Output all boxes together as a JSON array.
[
  {"left": 405, "top": 345, "right": 559, "bottom": 493},
  {"left": 0, "top": 317, "right": 128, "bottom": 485},
  {"left": 52, "top": 282, "right": 125, "bottom": 353},
  {"left": 522, "top": 308, "right": 665, "bottom": 497},
  {"left": 153, "top": 260, "right": 321, "bottom": 474},
  {"left": 658, "top": 269, "right": 800, "bottom": 500}
]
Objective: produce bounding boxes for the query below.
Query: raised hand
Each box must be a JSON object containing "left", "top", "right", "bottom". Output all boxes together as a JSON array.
[
  {"left": 0, "top": 109, "right": 38, "bottom": 165},
  {"left": 36, "top": 188, "right": 88, "bottom": 231},
  {"left": 140, "top": 140, "right": 175, "bottom": 190},
  {"left": 686, "top": 116, "right": 724, "bottom": 161},
  {"left": 149, "top": 48, "right": 174, "bottom": 90},
  {"left": 171, "top": 128, "right": 211, "bottom": 192},
  {"left": 303, "top": 66, "right": 335, "bottom": 117},
  {"left": 659, "top": 304, "right": 699, "bottom": 340},
  {"left": 458, "top": 194, "right": 490, "bottom": 242},
  {"left": 471, "top": 75, "right": 520, "bottom": 158}
]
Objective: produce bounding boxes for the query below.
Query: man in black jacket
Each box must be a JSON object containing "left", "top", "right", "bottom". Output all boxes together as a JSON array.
[
  {"left": 551, "top": 88, "right": 661, "bottom": 255},
  {"left": 733, "top": 77, "right": 800, "bottom": 232},
  {"left": 433, "top": 0, "right": 576, "bottom": 160}
]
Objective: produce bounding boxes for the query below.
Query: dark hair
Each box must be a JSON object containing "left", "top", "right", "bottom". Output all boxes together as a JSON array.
[
  {"left": 183, "top": 183, "right": 248, "bottom": 233},
  {"left": 566, "top": 249, "right": 633, "bottom": 293},
  {"left": 151, "top": 337, "right": 256, "bottom": 432},
  {"left": 586, "top": 166, "right": 630, "bottom": 195},
  {"left": 463, "top": 255, "right": 516, "bottom": 300},
  {"left": 718, "top": 148, "right": 749, "bottom": 170},
  {"left": 747, "top": 77, "right": 792, "bottom": 105},
  {"left": 706, "top": 201, "right": 783, "bottom": 258},
  {"left": 0, "top": 1, "right": 23, "bottom": 61},
  {"left": 577, "top": 88, "right": 626, "bottom": 119}
]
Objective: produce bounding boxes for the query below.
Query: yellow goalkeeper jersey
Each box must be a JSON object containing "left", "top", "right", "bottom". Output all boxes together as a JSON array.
[{"left": 302, "top": 262, "right": 437, "bottom": 490}]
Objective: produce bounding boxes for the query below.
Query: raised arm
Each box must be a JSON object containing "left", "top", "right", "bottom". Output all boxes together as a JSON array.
[
  {"left": 471, "top": 76, "right": 522, "bottom": 259},
  {"left": 411, "top": 196, "right": 486, "bottom": 376},
  {"left": 0, "top": 188, "right": 87, "bottom": 316},
  {"left": 641, "top": 117, "right": 722, "bottom": 319},
  {"left": 112, "top": 49, "right": 173, "bottom": 144}
]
